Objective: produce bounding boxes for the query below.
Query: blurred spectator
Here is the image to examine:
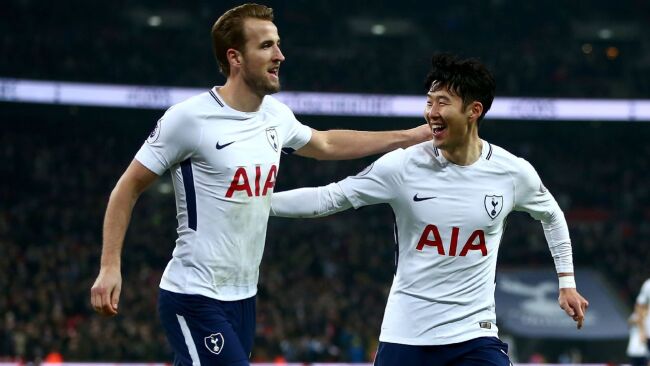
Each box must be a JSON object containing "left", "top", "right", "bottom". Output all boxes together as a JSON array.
[{"left": 1, "top": 0, "right": 649, "bottom": 97}]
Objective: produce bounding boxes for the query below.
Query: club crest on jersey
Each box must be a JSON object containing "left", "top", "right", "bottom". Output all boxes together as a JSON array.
[
  {"left": 204, "top": 333, "right": 224, "bottom": 355},
  {"left": 266, "top": 128, "right": 278, "bottom": 152},
  {"left": 484, "top": 195, "right": 503, "bottom": 219},
  {"left": 147, "top": 118, "right": 162, "bottom": 143}
]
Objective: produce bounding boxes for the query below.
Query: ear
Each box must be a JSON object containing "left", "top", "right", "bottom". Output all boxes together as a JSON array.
[
  {"left": 226, "top": 48, "right": 242, "bottom": 70},
  {"left": 468, "top": 101, "right": 484, "bottom": 122}
]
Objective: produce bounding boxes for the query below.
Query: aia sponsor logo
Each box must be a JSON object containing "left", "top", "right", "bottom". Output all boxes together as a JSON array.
[
  {"left": 416, "top": 224, "right": 487, "bottom": 256},
  {"left": 226, "top": 165, "right": 277, "bottom": 197}
]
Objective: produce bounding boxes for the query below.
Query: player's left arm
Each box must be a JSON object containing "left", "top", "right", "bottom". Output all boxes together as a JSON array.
[
  {"left": 295, "top": 124, "right": 431, "bottom": 160},
  {"left": 514, "top": 159, "right": 589, "bottom": 329}
]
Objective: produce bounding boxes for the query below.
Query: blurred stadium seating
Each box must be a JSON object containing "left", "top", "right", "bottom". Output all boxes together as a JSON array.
[{"left": 1, "top": 0, "right": 649, "bottom": 364}]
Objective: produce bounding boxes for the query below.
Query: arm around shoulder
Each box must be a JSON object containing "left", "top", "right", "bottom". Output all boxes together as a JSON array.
[{"left": 295, "top": 124, "right": 431, "bottom": 160}]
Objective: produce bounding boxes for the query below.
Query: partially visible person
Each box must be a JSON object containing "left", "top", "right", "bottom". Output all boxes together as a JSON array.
[
  {"left": 632, "top": 279, "right": 650, "bottom": 366},
  {"left": 627, "top": 311, "right": 648, "bottom": 366}
]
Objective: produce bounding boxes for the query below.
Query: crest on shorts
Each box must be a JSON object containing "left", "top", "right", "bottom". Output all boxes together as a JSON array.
[
  {"left": 484, "top": 195, "right": 503, "bottom": 219},
  {"left": 266, "top": 128, "right": 278, "bottom": 152},
  {"left": 204, "top": 333, "right": 224, "bottom": 355}
]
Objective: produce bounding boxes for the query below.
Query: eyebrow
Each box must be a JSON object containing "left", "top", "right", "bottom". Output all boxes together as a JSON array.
[
  {"left": 260, "top": 37, "right": 280, "bottom": 45},
  {"left": 426, "top": 93, "right": 451, "bottom": 101}
]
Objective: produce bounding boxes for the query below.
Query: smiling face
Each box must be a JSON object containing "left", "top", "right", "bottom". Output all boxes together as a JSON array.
[
  {"left": 424, "top": 83, "right": 480, "bottom": 152},
  {"left": 238, "top": 18, "right": 285, "bottom": 97}
]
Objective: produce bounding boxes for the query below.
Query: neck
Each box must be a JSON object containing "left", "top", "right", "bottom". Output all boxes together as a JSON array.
[
  {"left": 440, "top": 135, "right": 483, "bottom": 166},
  {"left": 218, "top": 77, "right": 264, "bottom": 112}
]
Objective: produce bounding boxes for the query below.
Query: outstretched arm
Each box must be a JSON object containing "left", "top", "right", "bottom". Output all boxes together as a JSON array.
[
  {"left": 271, "top": 183, "right": 353, "bottom": 218},
  {"left": 295, "top": 124, "right": 431, "bottom": 160},
  {"left": 90, "top": 160, "right": 158, "bottom": 316}
]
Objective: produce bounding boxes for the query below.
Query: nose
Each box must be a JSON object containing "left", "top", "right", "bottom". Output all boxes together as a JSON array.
[
  {"left": 425, "top": 104, "right": 440, "bottom": 122},
  {"left": 274, "top": 45, "right": 285, "bottom": 62}
]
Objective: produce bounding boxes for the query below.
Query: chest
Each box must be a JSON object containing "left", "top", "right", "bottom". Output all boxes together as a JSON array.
[{"left": 397, "top": 166, "right": 514, "bottom": 231}]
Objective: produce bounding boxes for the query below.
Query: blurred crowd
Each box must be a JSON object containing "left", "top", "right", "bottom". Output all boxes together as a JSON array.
[
  {"left": 2, "top": 0, "right": 650, "bottom": 97},
  {"left": 0, "top": 110, "right": 648, "bottom": 363}
]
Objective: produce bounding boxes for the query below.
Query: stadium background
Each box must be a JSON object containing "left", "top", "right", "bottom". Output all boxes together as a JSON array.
[{"left": 1, "top": 0, "right": 649, "bottom": 364}]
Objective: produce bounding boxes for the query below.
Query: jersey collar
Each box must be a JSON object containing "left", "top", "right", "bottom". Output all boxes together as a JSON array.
[
  {"left": 209, "top": 86, "right": 261, "bottom": 120},
  {"left": 432, "top": 139, "right": 493, "bottom": 166}
]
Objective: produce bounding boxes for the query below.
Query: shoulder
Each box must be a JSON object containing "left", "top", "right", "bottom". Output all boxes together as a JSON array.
[
  {"left": 642, "top": 279, "right": 650, "bottom": 291},
  {"left": 261, "top": 95, "right": 295, "bottom": 117},
  {"left": 483, "top": 142, "right": 543, "bottom": 197},
  {"left": 486, "top": 142, "right": 537, "bottom": 177},
  {"left": 165, "top": 92, "right": 210, "bottom": 121},
  {"left": 353, "top": 147, "right": 407, "bottom": 179}
]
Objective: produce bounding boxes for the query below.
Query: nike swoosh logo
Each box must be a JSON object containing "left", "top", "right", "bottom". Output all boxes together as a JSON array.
[
  {"left": 215, "top": 141, "right": 235, "bottom": 150},
  {"left": 413, "top": 194, "right": 436, "bottom": 202}
]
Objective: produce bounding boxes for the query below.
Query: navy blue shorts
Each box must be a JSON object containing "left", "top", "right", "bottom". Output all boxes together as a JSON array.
[
  {"left": 158, "top": 288, "right": 256, "bottom": 366},
  {"left": 374, "top": 336, "right": 511, "bottom": 366}
]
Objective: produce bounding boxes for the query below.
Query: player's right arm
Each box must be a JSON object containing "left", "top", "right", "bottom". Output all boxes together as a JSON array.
[
  {"left": 91, "top": 160, "right": 158, "bottom": 316},
  {"left": 271, "top": 183, "right": 353, "bottom": 218}
]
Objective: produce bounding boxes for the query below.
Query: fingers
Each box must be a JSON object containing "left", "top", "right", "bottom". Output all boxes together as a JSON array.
[
  {"left": 560, "top": 302, "right": 575, "bottom": 317},
  {"left": 559, "top": 293, "right": 589, "bottom": 330},
  {"left": 90, "top": 282, "right": 119, "bottom": 316},
  {"left": 572, "top": 299, "right": 585, "bottom": 320},
  {"left": 110, "top": 285, "right": 121, "bottom": 313},
  {"left": 101, "top": 286, "right": 118, "bottom": 316},
  {"left": 570, "top": 297, "right": 588, "bottom": 329}
]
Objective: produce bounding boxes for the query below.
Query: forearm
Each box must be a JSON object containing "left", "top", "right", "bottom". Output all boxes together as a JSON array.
[
  {"left": 100, "top": 181, "right": 141, "bottom": 269},
  {"left": 298, "top": 126, "right": 429, "bottom": 160},
  {"left": 271, "top": 183, "right": 352, "bottom": 217},
  {"left": 324, "top": 129, "right": 411, "bottom": 160},
  {"left": 541, "top": 208, "right": 575, "bottom": 284}
]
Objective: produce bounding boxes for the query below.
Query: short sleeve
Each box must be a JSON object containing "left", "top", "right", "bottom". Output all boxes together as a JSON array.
[
  {"left": 135, "top": 106, "right": 202, "bottom": 175},
  {"left": 281, "top": 111, "right": 312, "bottom": 151},
  {"left": 338, "top": 148, "right": 405, "bottom": 208}
]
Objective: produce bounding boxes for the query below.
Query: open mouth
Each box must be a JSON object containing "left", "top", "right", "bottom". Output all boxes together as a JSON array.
[
  {"left": 431, "top": 124, "right": 447, "bottom": 137},
  {"left": 268, "top": 67, "right": 279, "bottom": 78}
]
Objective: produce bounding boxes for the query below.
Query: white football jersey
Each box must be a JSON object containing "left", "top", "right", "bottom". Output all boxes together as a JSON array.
[
  {"left": 337, "top": 140, "right": 569, "bottom": 345},
  {"left": 636, "top": 279, "right": 650, "bottom": 334},
  {"left": 135, "top": 87, "right": 311, "bottom": 301}
]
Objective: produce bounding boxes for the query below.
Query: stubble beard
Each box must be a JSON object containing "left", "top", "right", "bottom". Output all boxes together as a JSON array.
[{"left": 243, "top": 69, "right": 280, "bottom": 98}]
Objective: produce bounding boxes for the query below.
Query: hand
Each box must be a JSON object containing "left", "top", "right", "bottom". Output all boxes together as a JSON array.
[
  {"left": 90, "top": 266, "right": 122, "bottom": 316},
  {"left": 409, "top": 124, "right": 433, "bottom": 144},
  {"left": 558, "top": 288, "right": 589, "bottom": 329}
]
